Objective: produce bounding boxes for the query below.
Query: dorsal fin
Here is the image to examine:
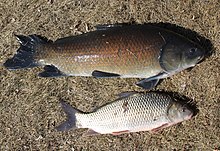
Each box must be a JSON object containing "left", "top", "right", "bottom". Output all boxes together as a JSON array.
[
  {"left": 117, "top": 92, "right": 139, "bottom": 99},
  {"left": 95, "top": 24, "right": 125, "bottom": 30}
]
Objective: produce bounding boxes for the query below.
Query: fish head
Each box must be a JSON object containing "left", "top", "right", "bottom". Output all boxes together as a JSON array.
[
  {"left": 159, "top": 36, "right": 205, "bottom": 73},
  {"left": 180, "top": 43, "right": 205, "bottom": 69},
  {"left": 167, "top": 102, "right": 193, "bottom": 123}
]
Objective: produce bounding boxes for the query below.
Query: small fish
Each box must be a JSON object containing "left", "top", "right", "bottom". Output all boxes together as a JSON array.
[
  {"left": 4, "top": 24, "right": 205, "bottom": 89},
  {"left": 56, "top": 92, "right": 193, "bottom": 136}
]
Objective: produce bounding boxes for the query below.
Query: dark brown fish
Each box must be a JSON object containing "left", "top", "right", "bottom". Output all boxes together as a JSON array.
[{"left": 4, "top": 24, "right": 205, "bottom": 89}]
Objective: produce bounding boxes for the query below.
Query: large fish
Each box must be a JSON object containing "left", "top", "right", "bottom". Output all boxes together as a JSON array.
[
  {"left": 4, "top": 24, "right": 205, "bottom": 89},
  {"left": 56, "top": 92, "right": 193, "bottom": 136}
]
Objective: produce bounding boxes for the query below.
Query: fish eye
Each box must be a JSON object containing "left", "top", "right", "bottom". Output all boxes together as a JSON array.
[
  {"left": 180, "top": 105, "right": 187, "bottom": 112},
  {"left": 182, "top": 107, "right": 186, "bottom": 112},
  {"left": 185, "top": 47, "right": 199, "bottom": 59},
  {"left": 189, "top": 48, "right": 197, "bottom": 55}
]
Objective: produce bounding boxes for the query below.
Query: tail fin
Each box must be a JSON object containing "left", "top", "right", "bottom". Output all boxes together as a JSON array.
[
  {"left": 3, "top": 34, "right": 50, "bottom": 70},
  {"left": 56, "top": 100, "right": 79, "bottom": 131}
]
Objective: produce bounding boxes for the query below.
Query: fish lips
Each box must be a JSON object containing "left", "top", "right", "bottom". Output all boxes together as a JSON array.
[{"left": 184, "top": 111, "right": 194, "bottom": 121}]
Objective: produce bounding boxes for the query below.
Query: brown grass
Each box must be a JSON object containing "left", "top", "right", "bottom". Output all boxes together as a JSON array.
[{"left": 0, "top": 0, "right": 219, "bottom": 150}]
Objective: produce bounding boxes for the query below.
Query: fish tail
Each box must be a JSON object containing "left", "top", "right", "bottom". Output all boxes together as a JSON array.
[
  {"left": 56, "top": 100, "right": 80, "bottom": 131},
  {"left": 3, "top": 34, "right": 50, "bottom": 70}
]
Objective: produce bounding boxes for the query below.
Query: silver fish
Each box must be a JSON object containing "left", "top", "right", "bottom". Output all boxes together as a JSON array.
[{"left": 56, "top": 92, "right": 193, "bottom": 136}]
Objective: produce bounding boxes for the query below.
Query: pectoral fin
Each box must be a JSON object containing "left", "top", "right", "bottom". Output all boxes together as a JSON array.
[
  {"left": 38, "top": 65, "right": 67, "bottom": 77},
  {"left": 136, "top": 72, "right": 168, "bottom": 89},
  {"left": 136, "top": 79, "right": 159, "bottom": 89},
  {"left": 92, "top": 70, "right": 120, "bottom": 78}
]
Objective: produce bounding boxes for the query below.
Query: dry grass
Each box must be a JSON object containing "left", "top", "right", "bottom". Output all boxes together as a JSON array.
[{"left": 0, "top": 0, "right": 219, "bottom": 150}]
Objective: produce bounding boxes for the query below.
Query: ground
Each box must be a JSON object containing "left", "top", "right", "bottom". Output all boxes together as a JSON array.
[{"left": 0, "top": 0, "right": 219, "bottom": 150}]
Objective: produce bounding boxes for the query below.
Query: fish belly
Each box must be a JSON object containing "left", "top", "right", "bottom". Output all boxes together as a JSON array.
[
  {"left": 77, "top": 112, "right": 170, "bottom": 134},
  {"left": 93, "top": 116, "right": 170, "bottom": 134}
]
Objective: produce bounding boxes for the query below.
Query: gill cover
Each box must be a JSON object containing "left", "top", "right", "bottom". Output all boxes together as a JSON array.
[
  {"left": 158, "top": 30, "right": 205, "bottom": 73},
  {"left": 159, "top": 43, "right": 182, "bottom": 73}
]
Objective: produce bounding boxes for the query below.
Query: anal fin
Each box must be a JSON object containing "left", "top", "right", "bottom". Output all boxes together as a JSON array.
[
  {"left": 83, "top": 129, "right": 100, "bottom": 137},
  {"left": 92, "top": 70, "right": 120, "bottom": 78},
  {"left": 39, "top": 65, "right": 67, "bottom": 77}
]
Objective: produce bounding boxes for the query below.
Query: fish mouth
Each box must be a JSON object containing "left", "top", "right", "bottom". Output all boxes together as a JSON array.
[
  {"left": 184, "top": 112, "right": 194, "bottom": 120},
  {"left": 197, "top": 47, "right": 207, "bottom": 63},
  {"left": 197, "top": 55, "right": 205, "bottom": 63}
]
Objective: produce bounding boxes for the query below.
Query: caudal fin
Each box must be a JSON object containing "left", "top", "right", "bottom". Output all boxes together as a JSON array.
[
  {"left": 3, "top": 34, "right": 50, "bottom": 70},
  {"left": 56, "top": 100, "right": 79, "bottom": 131}
]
